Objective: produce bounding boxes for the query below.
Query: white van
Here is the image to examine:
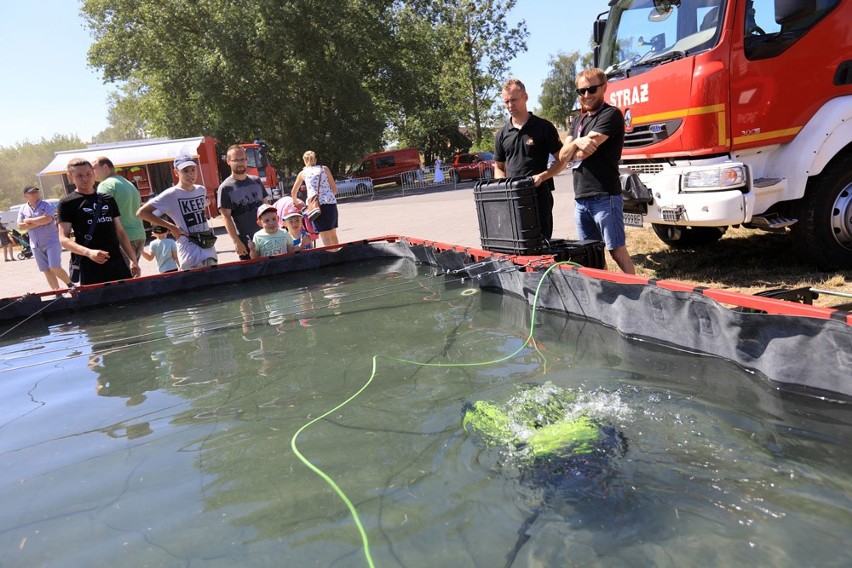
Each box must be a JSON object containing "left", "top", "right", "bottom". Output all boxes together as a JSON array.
[{"left": 0, "top": 205, "right": 23, "bottom": 230}]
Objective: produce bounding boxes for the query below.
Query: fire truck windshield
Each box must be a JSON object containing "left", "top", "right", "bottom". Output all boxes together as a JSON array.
[
  {"left": 601, "top": 0, "right": 725, "bottom": 79},
  {"left": 244, "top": 147, "right": 260, "bottom": 168}
]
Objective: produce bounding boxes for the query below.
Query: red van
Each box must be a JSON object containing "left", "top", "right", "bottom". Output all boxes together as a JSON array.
[{"left": 347, "top": 148, "right": 420, "bottom": 185}]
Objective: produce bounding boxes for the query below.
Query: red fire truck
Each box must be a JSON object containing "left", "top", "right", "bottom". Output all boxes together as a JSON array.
[{"left": 594, "top": 0, "right": 852, "bottom": 269}]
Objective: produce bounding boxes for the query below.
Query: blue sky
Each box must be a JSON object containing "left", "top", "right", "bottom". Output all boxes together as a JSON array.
[{"left": 0, "top": 1, "right": 607, "bottom": 147}]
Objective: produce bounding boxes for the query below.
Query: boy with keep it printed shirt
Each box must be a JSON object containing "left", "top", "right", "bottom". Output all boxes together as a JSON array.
[{"left": 136, "top": 155, "right": 218, "bottom": 270}]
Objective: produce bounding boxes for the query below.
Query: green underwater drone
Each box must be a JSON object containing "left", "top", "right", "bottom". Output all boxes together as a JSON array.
[
  {"left": 462, "top": 383, "right": 628, "bottom": 566},
  {"left": 461, "top": 383, "right": 624, "bottom": 463}
]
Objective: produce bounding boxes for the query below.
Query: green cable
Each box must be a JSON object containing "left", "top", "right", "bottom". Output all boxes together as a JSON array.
[
  {"left": 290, "top": 356, "right": 381, "bottom": 567},
  {"left": 290, "top": 261, "right": 578, "bottom": 567}
]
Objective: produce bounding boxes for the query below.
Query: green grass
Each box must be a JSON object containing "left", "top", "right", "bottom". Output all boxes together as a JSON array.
[{"left": 624, "top": 226, "right": 852, "bottom": 308}]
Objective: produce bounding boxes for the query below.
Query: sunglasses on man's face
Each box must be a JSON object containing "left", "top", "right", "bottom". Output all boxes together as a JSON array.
[{"left": 576, "top": 84, "right": 603, "bottom": 96}]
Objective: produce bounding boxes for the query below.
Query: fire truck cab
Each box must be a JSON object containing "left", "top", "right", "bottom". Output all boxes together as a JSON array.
[
  {"left": 241, "top": 140, "right": 280, "bottom": 198},
  {"left": 595, "top": 0, "right": 852, "bottom": 269}
]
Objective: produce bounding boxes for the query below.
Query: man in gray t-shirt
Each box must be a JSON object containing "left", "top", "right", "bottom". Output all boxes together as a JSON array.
[{"left": 217, "top": 145, "right": 268, "bottom": 259}]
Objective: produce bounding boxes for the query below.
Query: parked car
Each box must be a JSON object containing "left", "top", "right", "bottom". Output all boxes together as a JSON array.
[
  {"left": 450, "top": 152, "right": 495, "bottom": 182},
  {"left": 335, "top": 177, "right": 374, "bottom": 198},
  {"left": 346, "top": 148, "right": 421, "bottom": 186}
]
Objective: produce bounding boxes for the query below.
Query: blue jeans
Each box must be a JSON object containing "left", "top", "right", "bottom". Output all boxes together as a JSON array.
[{"left": 574, "top": 194, "right": 626, "bottom": 250}]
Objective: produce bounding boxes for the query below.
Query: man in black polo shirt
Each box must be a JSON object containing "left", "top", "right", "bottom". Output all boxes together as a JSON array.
[
  {"left": 559, "top": 67, "right": 635, "bottom": 274},
  {"left": 494, "top": 78, "right": 567, "bottom": 241}
]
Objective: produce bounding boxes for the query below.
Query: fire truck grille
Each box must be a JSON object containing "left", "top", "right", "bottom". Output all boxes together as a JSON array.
[
  {"left": 623, "top": 119, "right": 683, "bottom": 148},
  {"left": 623, "top": 162, "right": 665, "bottom": 175},
  {"left": 661, "top": 206, "right": 685, "bottom": 222}
]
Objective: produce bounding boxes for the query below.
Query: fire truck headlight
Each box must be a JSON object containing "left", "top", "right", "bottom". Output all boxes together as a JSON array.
[{"left": 681, "top": 165, "right": 746, "bottom": 191}]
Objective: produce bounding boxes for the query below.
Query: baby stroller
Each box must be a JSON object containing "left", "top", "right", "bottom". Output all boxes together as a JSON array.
[{"left": 11, "top": 230, "right": 33, "bottom": 260}]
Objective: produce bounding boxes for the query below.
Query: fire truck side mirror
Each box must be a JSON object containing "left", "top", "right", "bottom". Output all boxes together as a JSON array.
[
  {"left": 775, "top": 0, "right": 815, "bottom": 24},
  {"left": 593, "top": 18, "right": 606, "bottom": 45}
]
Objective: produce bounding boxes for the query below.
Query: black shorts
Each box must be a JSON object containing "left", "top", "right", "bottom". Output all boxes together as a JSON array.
[{"left": 312, "top": 203, "right": 339, "bottom": 232}]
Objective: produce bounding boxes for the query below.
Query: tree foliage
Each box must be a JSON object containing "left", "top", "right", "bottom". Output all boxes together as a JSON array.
[
  {"left": 81, "top": 0, "right": 527, "bottom": 173},
  {"left": 382, "top": 4, "right": 474, "bottom": 163},
  {"left": 396, "top": 107, "right": 473, "bottom": 164},
  {"left": 580, "top": 48, "right": 596, "bottom": 70},
  {"left": 538, "top": 51, "right": 580, "bottom": 129},
  {"left": 417, "top": 0, "right": 528, "bottom": 146},
  {"left": 93, "top": 82, "right": 150, "bottom": 143},
  {"left": 82, "top": 0, "right": 392, "bottom": 173},
  {"left": 0, "top": 135, "right": 85, "bottom": 209}
]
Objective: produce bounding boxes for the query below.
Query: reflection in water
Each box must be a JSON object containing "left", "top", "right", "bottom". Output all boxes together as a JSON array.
[
  {"left": 162, "top": 303, "right": 239, "bottom": 386},
  {"left": 91, "top": 318, "right": 159, "bottom": 402},
  {"left": 0, "top": 259, "right": 850, "bottom": 567}
]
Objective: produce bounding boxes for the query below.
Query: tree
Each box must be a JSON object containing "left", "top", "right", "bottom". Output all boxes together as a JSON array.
[
  {"left": 538, "top": 51, "right": 580, "bottom": 129},
  {"left": 82, "top": 0, "right": 392, "bottom": 172},
  {"left": 81, "top": 1, "right": 528, "bottom": 175},
  {"left": 411, "top": 0, "right": 528, "bottom": 146},
  {"left": 0, "top": 135, "right": 85, "bottom": 208},
  {"left": 93, "top": 83, "right": 151, "bottom": 143},
  {"left": 380, "top": 4, "right": 475, "bottom": 163},
  {"left": 580, "top": 49, "right": 596, "bottom": 70},
  {"left": 396, "top": 107, "right": 473, "bottom": 164}
]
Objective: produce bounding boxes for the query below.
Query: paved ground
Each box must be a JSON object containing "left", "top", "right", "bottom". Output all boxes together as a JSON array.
[{"left": 0, "top": 172, "right": 576, "bottom": 300}]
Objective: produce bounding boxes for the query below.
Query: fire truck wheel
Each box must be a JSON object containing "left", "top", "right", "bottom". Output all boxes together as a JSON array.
[
  {"left": 651, "top": 224, "right": 726, "bottom": 248},
  {"left": 792, "top": 154, "right": 852, "bottom": 270}
]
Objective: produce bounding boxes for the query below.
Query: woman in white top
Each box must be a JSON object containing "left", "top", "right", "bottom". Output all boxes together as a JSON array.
[
  {"left": 290, "top": 150, "right": 340, "bottom": 248},
  {"left": 433, "top": 158, "right": 445, "bottom": 183}
]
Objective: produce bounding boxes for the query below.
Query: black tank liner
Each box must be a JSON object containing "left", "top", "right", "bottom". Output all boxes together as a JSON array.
[{"left": 1, "top": 236, "right": 850, "bottom": 399}]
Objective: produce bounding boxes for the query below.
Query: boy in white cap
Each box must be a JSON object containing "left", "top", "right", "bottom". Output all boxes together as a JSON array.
[
  {"left": 136, "top": 154, "right": 218, "bottom": 270},
  {"left": 249, "top": 204, "right": 293, "bottom": 258}
]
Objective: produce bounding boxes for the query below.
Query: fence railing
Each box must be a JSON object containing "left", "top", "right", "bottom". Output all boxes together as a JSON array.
[
  {"left": 272, "top": 176, "right": 375, "bottom": 202},
  {"left": 270, "top": 164, "right": 484, "bottom": 202},
  {"left": 400, "top": 166, "right": 457, "bottom": 194},
  {"left": 335, "top": 177, "right": 374, "bottom": 200}
]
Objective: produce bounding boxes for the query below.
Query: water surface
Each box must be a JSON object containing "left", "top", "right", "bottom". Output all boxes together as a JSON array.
[{"left": 1, "top": 258, "right": 850, "bottom": 567}]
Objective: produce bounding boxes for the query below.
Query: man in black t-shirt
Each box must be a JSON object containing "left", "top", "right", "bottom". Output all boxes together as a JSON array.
[
  {"left": 58, "top": 158, "right": 140, "bottom": 284},
  {"left": 559, "top": 68, "right": 635, "bottom": 274},
  {"left": 494, "top": 79, "right": 567, "bottom": 241}
]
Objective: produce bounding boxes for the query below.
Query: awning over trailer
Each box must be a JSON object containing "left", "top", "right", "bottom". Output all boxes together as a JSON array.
[{"left": 38, "top": 137, "right": 206, "bottom": 176}]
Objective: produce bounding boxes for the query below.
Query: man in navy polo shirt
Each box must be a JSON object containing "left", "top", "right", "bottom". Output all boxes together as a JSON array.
[{"left": 494, "top": 78, "right": 567, "bottom": 241}]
